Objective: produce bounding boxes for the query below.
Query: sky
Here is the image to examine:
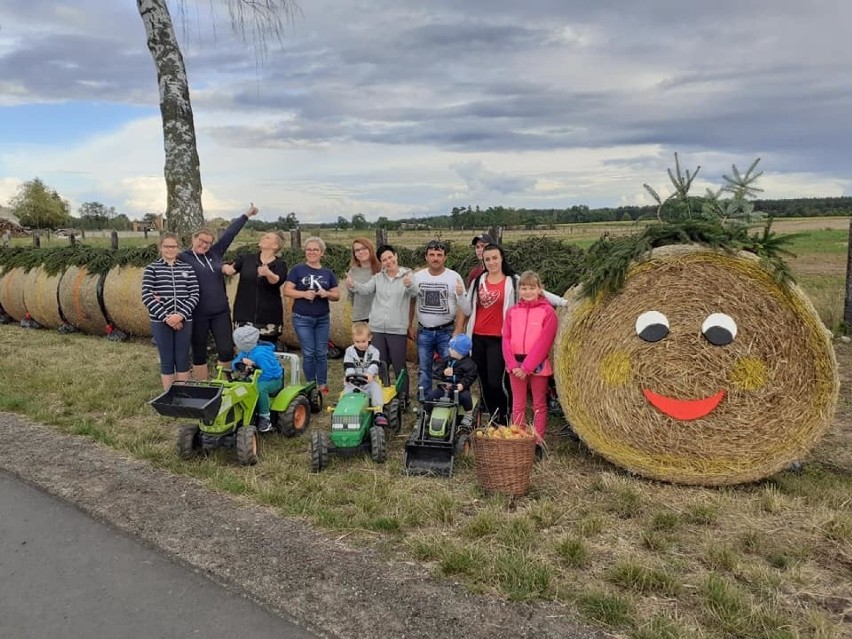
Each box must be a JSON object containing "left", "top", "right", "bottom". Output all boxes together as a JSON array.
[{"left": 0, "top": 0, "right": 850, "bottom": 224}]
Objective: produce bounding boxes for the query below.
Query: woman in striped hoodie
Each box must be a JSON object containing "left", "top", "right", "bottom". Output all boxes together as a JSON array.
[{"left": 142, "top": 233, "right": 200, "bottom": 390}]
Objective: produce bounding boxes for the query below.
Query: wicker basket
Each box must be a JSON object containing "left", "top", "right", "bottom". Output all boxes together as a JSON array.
[{"left": 471, "top": 435, "right": 536, "bottom": 497}]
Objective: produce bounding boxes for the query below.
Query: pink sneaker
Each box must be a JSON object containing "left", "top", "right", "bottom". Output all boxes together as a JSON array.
[{"left": 319, "top": 385, "right": 330, "bottom": 395}]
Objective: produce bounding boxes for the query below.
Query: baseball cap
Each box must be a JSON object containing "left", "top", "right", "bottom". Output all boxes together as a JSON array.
[{"left": 470, "top": 233, "right": 495, "bottom": 246}]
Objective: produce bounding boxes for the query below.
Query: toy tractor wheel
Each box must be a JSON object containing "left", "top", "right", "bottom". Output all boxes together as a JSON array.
[
  {"left": 278, "top": 395, "right": 311, "bottom": 437},
  {"left": 236, "top": 425, "right": 259, "bottom": 466},
  {"left": 385, "top": 398, "right": 401, "bottom": 434},
  {"left": 176, "top": 423, "right": 201, "bottom": 459},
  {"left": 308, "top": 386, "right": 323, "bottom": 413},
  {"left": 369, "top": 425, "right": 388, "bottom": 463},
  {"left": 310, "top": 431, "right": 329, "bottom": 472}
]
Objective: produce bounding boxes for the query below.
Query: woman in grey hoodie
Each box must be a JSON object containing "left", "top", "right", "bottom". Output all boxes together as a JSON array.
[{"left": 346, "top": 244, "right": 418, "bottom": 403}]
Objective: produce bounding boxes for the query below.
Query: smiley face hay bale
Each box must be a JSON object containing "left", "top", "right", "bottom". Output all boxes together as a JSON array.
[{"left": 555, "top": 245, "right": 838, "bottom": 485}]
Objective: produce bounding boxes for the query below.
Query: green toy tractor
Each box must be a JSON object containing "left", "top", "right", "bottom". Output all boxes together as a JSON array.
[
  {"left": 150, "top": 352, "right": 322, "bottom": 466},
  {"left": 403, "top": 386, "right": 480, "bottom": 477},
  {"left": 309, "top": 367, "right": 405, "bottom": 472}
]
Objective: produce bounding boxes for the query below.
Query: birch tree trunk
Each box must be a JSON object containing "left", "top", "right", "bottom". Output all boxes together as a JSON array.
[{"left": 137, "top": 0, "right": 204, "bottom": 235}]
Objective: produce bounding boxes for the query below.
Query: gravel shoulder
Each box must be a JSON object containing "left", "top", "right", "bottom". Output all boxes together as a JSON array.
[{"left": 0, "top": 412, "right": 601, "bottom": 639}]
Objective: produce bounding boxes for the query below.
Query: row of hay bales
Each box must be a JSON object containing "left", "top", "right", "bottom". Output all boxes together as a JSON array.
[{"left": 0, "top": 265, "right": 397, "bottom": 355}]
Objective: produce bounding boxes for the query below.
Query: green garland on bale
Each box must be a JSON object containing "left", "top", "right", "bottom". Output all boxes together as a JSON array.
[
  {"left": 580, "top": 218, "right": 798, "bottom": 300},
  {"left": 1, "top": 236, "right": 585, "bottom": 295},
  {"left": 0, "top": 244, "right": 158, "bottom": 276}
]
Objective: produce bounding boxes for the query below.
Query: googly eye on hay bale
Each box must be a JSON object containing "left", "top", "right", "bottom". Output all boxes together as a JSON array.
[{"left": 555, "top": 243, "right": 839, "bottom": 486}]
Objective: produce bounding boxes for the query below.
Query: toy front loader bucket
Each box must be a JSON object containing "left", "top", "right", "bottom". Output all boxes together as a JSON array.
[
  {"left": 403, "top": 439, "right": 454, "bottom": 477},
  {"left": 149, "top": 384, "right": 222, "bottom": 422}
]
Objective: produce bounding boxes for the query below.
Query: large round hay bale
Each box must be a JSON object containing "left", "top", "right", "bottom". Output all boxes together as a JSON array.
[
  {"left": 23, "top": 267, "right": 63, "bottom": 328},
  {"left": 103, "top": 266, "right": 150, "bottom": 336},
  {"left": 554, "top": 245, "right": 838, "bottom": 486},
  {"left": 58, "top": 265, "right": 108, "bottom": 335},
  {"left": 0, "top": 267, "right": 29, "bottom": 321}
]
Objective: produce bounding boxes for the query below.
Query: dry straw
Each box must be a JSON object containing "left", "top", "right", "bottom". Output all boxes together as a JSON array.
[{"left": 554, "top": 245, "right": 839, "bottom": 486}]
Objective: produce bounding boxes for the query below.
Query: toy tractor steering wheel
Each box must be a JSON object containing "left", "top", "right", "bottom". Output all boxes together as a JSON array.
[
  {"left": 346, "top": 372, "right": 370, "bottom": 387},
  {"left": 231, "top": 362, "right": 255, "bottom": 382}
]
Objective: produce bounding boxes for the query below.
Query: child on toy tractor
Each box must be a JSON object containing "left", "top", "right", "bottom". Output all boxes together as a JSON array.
[
  {"left": 425, "top": 334, "right": 477, "bottom": 432},
  {"left": 343, "top": 322, "right": 389, "bottom": 428},
  {"left": 232, "top": 325, "right": 283, "bottom": 432}
]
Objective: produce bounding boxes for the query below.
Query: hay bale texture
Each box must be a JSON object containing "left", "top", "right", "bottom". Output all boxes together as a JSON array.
[
  {"left": 57, "top": 265, "right": 108, "bottom": 335},
  {"left": 555, "top": 244, "right": 838, "bottom": 486},
  {"left": 23, "top": 267, "right": 64, "bottom": 329},
  {"left": 0, "top": 267, "right": 28, "bottom": 321},
  {"left": 103, "top": 266, "right": 150, "bottom": 337}
]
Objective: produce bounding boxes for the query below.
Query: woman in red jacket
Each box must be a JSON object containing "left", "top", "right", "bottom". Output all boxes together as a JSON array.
[{"left": 502, "top": 271, "right": 558, "bottom": 452}]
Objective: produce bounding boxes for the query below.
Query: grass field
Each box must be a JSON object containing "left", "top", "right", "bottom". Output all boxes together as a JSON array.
[{"left": 1, "top": 220, "right": 850, "bottom": 638}]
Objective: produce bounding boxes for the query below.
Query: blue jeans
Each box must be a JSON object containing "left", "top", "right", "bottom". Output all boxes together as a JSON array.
[
  {"left": 292, "top": 313, "right": 330, "bottom": 386},
  {"left": 151, "top": 319, "right": 193, "bottom": 375},
  {"left": 417, "top": 325, "right": 452, "bottom": 393}
]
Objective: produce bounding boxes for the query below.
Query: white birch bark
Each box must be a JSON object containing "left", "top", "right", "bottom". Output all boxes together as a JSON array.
[{"left": 137, "top": 0, "right": 204, "bottom": 235}]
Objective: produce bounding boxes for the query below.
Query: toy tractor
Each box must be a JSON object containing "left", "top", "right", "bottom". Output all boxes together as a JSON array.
[
  {"left": 150, "top": 352, "right": 321, "bottom": 466},
  {"left": 403, "top": 385, "right": 480, "bottom": 477},
  {"left": 309, "top": 367, "right": 406, "bottom": 472}
]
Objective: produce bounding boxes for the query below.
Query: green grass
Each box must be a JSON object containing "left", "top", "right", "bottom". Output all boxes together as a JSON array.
[{"left": 785, "top": 228, "right": 848, "bottom": 254}]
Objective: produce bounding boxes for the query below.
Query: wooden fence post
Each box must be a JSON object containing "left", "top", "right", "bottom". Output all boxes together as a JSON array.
[
  {"left": 32, "top": 232, "right": 41, "bottom": 248},
  {"left": 69, "top": 233, "right": 76, "bottom": 247},
  {"left": 110, "top": 230, "right": 119, "bottom": 250},
  {"left": 290, "top": 228, "right": 302, "bottom": 248},
  {"left": 375, "top": 228, "right": 388, "bottom": 247},
  {"left": 488, "top": 225, "right": 504, "bottom": 246}
]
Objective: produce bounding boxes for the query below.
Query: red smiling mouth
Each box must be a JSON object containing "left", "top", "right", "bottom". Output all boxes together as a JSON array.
[{"left": 642, "top": 388, "right": 726, "bottom": 420}]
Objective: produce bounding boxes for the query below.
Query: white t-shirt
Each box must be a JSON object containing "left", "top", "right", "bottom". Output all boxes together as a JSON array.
[{"left": 413, "top": 268, "right": 469, "bottom": 328}]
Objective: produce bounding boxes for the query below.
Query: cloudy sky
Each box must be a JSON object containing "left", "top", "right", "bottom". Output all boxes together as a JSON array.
[{"left": 0, "top": 0, "right": 849, "bottom": 223}]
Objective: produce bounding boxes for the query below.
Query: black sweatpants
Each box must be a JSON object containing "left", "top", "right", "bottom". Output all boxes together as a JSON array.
[{"left": 372, "top": 332, "right": 410, "bottom": 401}]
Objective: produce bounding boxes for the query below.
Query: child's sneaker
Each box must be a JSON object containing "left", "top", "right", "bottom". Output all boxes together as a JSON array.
[
  {"left": 374, "top": 412, "right": 389, "bottom": 428},
  {"left": 257, "top": 415, "right": 273, "bottom": 433},
  {"left": 459, "top": 413, "right": 474, "bottom": 433},
  {"left": 319, "top": 385, "right": 330, "bottom": 395}
]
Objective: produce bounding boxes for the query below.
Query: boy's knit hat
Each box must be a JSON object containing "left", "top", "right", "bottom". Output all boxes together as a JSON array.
[
  {"left": 448, "top": 334, "right": 472, "bottom": 357},
  {"left": 233, "top": 324, "right": 260, "bottom": 352}
]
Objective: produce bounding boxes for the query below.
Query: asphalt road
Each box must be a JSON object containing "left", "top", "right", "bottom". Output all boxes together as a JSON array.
[{"left": 0, "top": 471, "right": 316, "bottom": 639}]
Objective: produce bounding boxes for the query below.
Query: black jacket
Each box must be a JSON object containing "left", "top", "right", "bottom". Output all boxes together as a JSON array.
[
  {"left": 437, "top": 355, "right": 478, "bottom": 391},
  {"left": 231, "top": 252, "right": 288, "bottom": 325}
]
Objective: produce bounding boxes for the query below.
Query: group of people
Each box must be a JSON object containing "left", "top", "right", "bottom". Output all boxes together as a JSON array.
[{"left": 142, "top": 206, "right": 565, "bottom": 448}]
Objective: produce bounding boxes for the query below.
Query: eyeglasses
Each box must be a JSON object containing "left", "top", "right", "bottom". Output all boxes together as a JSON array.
[
  {"left": 195, "top": 238, "right": 212, "bottom": 246},
  {"left": 353, "top": 246, "right": 369, "bottom": 253},
  {"left": 426, "top": 241, "right": 446, "bottom": 251}
]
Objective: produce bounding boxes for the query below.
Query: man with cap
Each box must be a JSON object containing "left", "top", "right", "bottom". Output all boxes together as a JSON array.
[
  {"left": 425, "top": 334, "right": 478, "bottom": 429},
  {"left": 467, "top": 233, "right": 495, "bottom": 286},
  {"left": 232, "top": 325, "right": 283, "bottom": 432}
]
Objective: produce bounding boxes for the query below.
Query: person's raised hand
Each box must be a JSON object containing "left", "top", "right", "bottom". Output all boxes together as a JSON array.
[{"left": 245, "top": 202, "right": 259, "bottom": 217}]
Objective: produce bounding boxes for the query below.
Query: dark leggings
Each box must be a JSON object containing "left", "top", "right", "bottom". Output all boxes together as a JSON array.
[
  {"left": 191, "top": 311, "right": 234, "bottom": 365},
  {"left": 472, "top": 334, "right": 510, "bottom": 423},
  {"left": 372, "top": 332, "right": 409, "bottom": 400}
]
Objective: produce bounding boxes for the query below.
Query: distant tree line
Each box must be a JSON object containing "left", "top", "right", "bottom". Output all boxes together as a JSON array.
[{"left": 7, "top": 176, "right": 851, "bottom": 234}]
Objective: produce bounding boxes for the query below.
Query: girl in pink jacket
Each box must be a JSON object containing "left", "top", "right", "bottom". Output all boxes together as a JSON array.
[{"left": 502, "top": 271, "right": 559, "bottom": 450}]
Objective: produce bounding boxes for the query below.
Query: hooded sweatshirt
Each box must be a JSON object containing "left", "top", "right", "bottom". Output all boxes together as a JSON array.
[
  {"left": 180, "top": 214, "right": 249, "bottom": 318},
  {"left": 352, "top": 267, "right": 418, "bottom": 335},
  {"left": 501, "top": 295, "right": 558, "bottom": 376}
]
